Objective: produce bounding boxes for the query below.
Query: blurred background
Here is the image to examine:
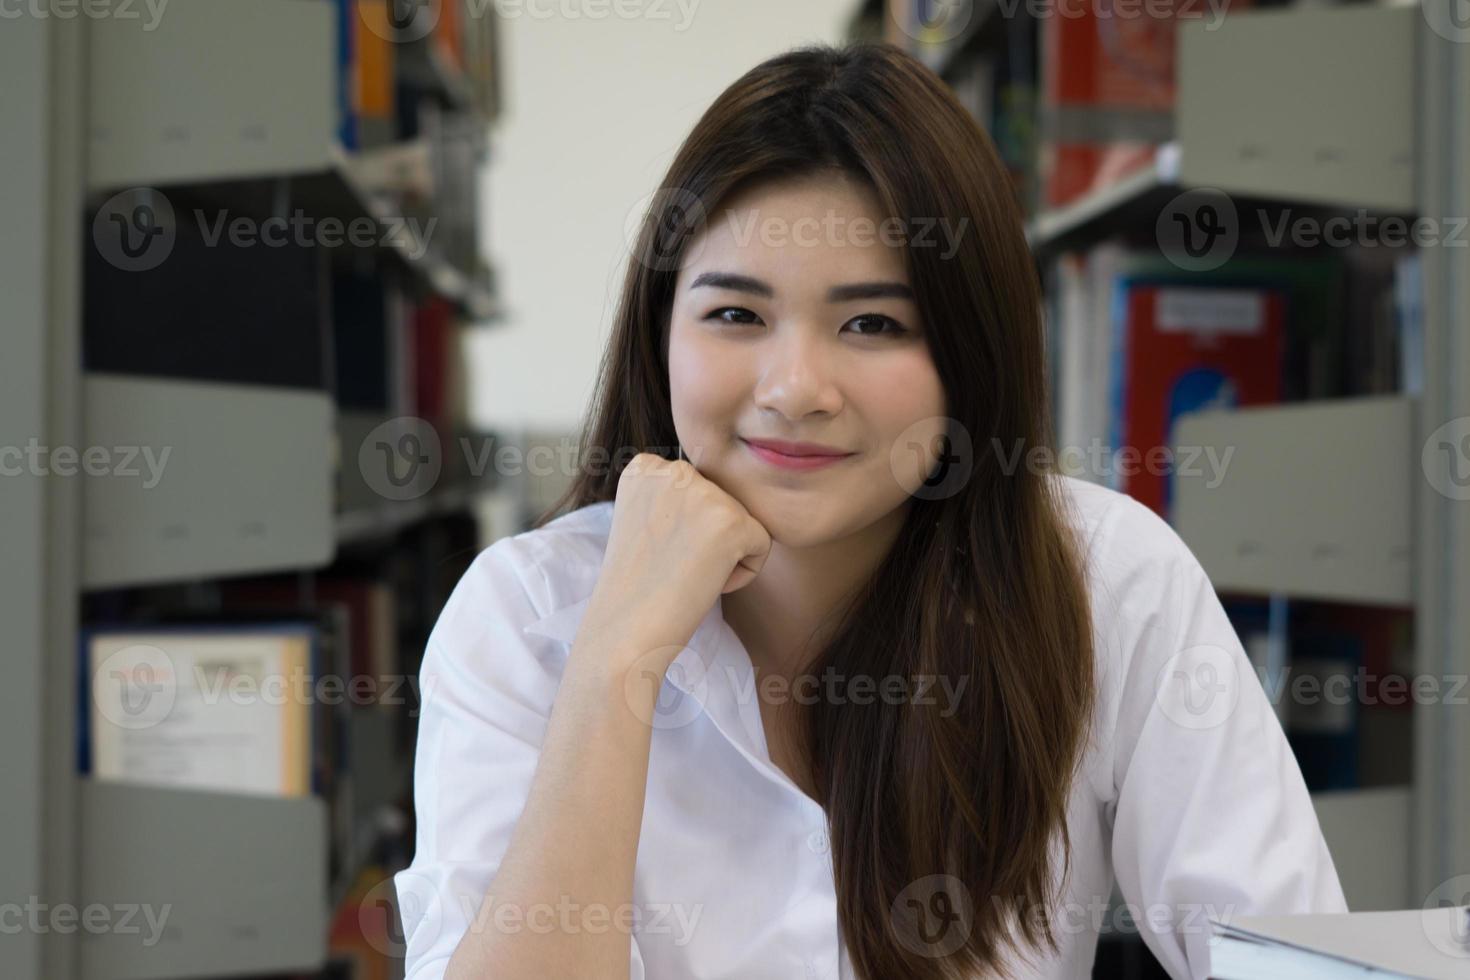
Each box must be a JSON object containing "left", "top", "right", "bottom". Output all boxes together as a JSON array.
[{"left": 2, "top": 0, "right": 1467, "bottom": 977}]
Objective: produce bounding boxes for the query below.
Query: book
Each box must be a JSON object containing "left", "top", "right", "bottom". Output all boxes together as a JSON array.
[
  {"left": 1289, "top": 602, "right": 1415, "bottom": 789},
  {"left": 1051, "top": 245, "right": 1359, "bottom": 498},
  {"left": 1039, "top": 0, "right": 1252, "bottom": 209},
  {"left": 221, "top": 577, "right": 399, "bottom": 698},
  {"left": 1394, "top": 253, "right": 1424, "bottom": 397},
  {"left": 354, "top": 0, "right": 398, "bottom": 148},
  {"left": 1283, "top": 628, "right": 1362, "bottom": 792},
  {"left": 435, "top": 0, "right": 465, "bottom": 74},
  {"left": 83, "top": 193, "right": 331, "bottom": 390},
  {"left": 1110, "top": 280, "right": 1286, "bottom": 519},
  {"left": 1221, "top": 595, "right": 1291, "bottom": 726},
  {"left": 81, "top": 623, "right": 317, "bottom": 797},
  {"left": 332, "top": 258, "right": 412, "bottom": 413},
  {"left": 333, "top": 0, "right": 359, "bottom": 150},
  {"left": 994, "top": 15, "right": 1039, "bottom": 215},
  {"left": 1206, "top": 904, "right": 1470, "bottom": 979}
]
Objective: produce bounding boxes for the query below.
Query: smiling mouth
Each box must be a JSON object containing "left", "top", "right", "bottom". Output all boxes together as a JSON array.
[{"left": 739, "top": 438, "right": 855, "bottom": 471}]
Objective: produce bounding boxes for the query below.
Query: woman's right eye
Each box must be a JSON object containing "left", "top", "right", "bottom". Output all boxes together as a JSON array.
[{"left": 704, "top": 307, "right": 762, "bottom": 325}]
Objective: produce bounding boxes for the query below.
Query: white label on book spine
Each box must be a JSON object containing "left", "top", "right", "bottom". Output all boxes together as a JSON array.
[{"left": 1156, "top": 289, "right": 1266, "bottom": 335}]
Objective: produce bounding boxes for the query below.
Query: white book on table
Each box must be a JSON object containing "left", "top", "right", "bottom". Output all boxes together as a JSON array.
[{"left": 1206, "top": 904, "right": 1470, "bottom": 979}]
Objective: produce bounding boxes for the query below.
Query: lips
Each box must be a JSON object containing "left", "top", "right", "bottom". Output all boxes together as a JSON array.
[
  {"left": 740, "top": 437, "right": 855, "bottom": 472},
  {"left": 740, "top": 437, "right": 852, "bottom": 458}
]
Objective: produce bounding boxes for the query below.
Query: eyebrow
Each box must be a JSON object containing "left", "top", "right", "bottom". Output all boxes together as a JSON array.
[{"left": 688, "top": 271, "right": 914, "bottom": 303}]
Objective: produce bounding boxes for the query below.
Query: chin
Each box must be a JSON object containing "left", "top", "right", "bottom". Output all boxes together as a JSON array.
[{"left": 735, "top": 486, "right": 858, "bottom": 548}]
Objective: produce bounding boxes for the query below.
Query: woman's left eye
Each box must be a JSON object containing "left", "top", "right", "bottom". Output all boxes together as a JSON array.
[
  {"left": 844, "top": 314, "right": 908, "bottom": 337},
  {"left": 704, "top": 307, "right": 762, "bottom": 325}
]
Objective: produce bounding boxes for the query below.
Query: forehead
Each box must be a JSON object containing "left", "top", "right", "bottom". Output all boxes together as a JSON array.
[{"left": 678, "top": 172, "right": 910, "bottom": 290}]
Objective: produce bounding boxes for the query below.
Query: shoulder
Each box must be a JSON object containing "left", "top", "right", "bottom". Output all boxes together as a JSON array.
[
  {"left": 1052, "top": 474, "right": 1190, "bottom": 566},
  {"left": 462, "top": 499, "right": 616, "bottom": 620},
  {"left": 1051, "top": 474, "right": 1208, "bottom": 626}
]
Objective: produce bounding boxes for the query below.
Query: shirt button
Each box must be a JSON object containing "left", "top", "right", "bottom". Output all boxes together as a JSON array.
[{"left": 808, "top": 829, "right": 829, "bottom": 855}]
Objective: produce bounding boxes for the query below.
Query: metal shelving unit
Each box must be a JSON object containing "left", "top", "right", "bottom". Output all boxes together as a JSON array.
[{"left": 4, "top": 2, "right": 507, "bottom": 977}]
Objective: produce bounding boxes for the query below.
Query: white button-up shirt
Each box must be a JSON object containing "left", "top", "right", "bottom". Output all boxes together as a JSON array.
[{"left": 395, "top": 475, "right": 1347, "bottom": 979}]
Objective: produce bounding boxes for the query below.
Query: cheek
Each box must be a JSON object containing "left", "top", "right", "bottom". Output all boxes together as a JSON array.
[
  {"left": 667, "top": 323, "right": 743, "bottom": 446},
  {"left": 861, "top": 348, "right": 947, "bottom": 435},
  {"left": 857, "top": 352, "right": 948, "bottom": 496}
]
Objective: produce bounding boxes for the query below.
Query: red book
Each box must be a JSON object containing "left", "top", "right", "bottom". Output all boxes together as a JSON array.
[
  {"left": 222, "top": 578, "right": 396, "bottom": 687},
  {"left": 1041, "top": 0, "right": 1253, "bottom": 208},
  {"left": 1115, "top": 283, "right": 1285, "bottom": 518},
  {"left": 412, "top": 296, "right": 456, "bottom": 442}
]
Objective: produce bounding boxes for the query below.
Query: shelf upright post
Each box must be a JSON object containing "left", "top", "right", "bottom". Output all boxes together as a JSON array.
[
  {"left": 0, "top": 10, "right": 88, "bottom": 980},
  {"left": 1413, "top": 0, "right": 1470, "bottom": 908}
]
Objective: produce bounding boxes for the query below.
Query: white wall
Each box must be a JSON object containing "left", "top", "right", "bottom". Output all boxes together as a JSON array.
[{"left": 467, "top": 0, "right": 859, "bottom": 433}]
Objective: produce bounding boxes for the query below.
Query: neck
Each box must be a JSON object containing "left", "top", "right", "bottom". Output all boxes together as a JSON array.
[{"left": 722, "top": 501, "right": 910, "bottom": 679}]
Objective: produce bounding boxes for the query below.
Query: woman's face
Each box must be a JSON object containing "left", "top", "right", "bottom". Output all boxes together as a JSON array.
[{"left": 667, "top": 173, "right": 948, "bottom": 548}]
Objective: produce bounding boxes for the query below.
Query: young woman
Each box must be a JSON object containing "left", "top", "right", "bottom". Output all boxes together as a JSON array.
[{"left": 395, "top": 42, "right": 1345, "bottom": 980}]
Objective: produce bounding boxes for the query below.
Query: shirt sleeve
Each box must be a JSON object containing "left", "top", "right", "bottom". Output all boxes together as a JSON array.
[
  {"left": 1098, "top": 495, "right": 1348, "bottom": 980},
  {"left": 393, "top": 537, "right": 647, "bottom": 980}
]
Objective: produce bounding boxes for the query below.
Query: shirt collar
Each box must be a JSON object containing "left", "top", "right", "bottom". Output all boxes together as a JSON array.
[{"left": 523, "top": 589, "right": 815, "bottom": 806}]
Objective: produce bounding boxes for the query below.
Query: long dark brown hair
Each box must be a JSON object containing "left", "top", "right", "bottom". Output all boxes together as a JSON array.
[{"left": 536, "top": 41, "right": 1097, "bottom": 980}]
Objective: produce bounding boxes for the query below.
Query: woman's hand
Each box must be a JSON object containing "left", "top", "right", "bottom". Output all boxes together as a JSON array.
[{"left": 573, "top": 452, "right": 770, "bottom": 671}]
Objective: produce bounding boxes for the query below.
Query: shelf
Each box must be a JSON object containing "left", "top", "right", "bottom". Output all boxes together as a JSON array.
[
  {"left": 82, "top": 374, "right": 335, "bottom": 590},
  {"left": 310, "top": 143, "right": 504, "bottom": 323},
  {"left": 335, "top": 482, "right": 492, "bottom": 548},
  {"left": 1025, "top": 143, "right": 1181, "bottom": 252},
  {"left": 88, "top": 0, "right": 337, "bottom": 191},
  {"left": 1171, "top": 396, "right": 1415, "bottom": 607},
  {"left": 79, "top": 780, "right": 328, "bottom": 980},
  {"left": 1176, "top": 4, "right": 1415, "bottom": 215},
  {"left": 1025, "top": 4, "right": 1416, "bottom": 254},
  {"left": 1312, "top": 786, "right": 1412, "bottom": 911},
  {"left": 86, "top": 0, "right": 503, "bottom": 324}
]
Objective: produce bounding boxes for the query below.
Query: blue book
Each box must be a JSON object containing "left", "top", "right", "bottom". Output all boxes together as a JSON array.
[
  {"left": 1285, "top": 629, "right": 1363, "bottom": 792},
  {"left": 333, "top": 0, "right": 358, "bottom": 150}
]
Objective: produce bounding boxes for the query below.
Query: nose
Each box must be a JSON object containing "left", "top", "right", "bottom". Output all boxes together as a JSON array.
[{"left": 751, "top": 324, "right": 843, "bottom": 421}]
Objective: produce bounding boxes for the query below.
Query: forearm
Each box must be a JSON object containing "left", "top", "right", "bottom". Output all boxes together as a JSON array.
[{"left": 445, "top": 635, "right": 664, "bottom": 980}]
